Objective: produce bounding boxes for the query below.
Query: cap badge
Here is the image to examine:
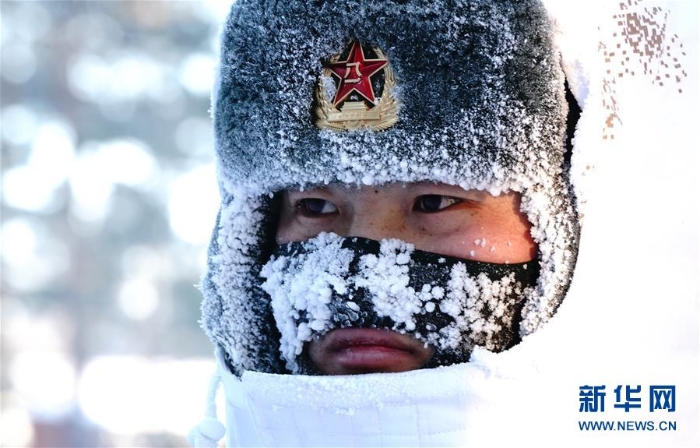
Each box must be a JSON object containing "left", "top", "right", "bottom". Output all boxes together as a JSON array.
[{"left": 315, "top": 41, "right": 399, "bottom": 131}]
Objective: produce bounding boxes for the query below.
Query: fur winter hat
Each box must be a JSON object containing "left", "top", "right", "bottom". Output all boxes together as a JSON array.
[{"left": 201, "top": 0, "right": 579, "bottom": 375}]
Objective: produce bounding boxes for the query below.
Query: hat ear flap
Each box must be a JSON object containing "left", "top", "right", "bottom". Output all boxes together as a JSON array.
[{"left": 201, "top": 193, "right": 288, "bottom": 375}]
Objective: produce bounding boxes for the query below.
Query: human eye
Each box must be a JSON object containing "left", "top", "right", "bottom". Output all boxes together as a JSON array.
[
  {"left": 413, "top": 195, "right": 462, "bottom": 213},
  {"left": 295, "top": 198, "right": 339, "bottom": 216}
]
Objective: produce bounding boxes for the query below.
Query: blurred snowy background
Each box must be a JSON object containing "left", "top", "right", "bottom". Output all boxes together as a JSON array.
[{"left": 0, "top": 1, "right": 233, "bottom": 446}]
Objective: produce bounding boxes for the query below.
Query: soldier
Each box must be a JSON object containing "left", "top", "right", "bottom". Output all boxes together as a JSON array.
[{"left": 191, "top": 0, "right": 580, "bottom": 446}]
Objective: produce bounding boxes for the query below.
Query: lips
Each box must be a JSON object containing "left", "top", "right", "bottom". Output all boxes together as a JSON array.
[
  {"left": 307, "top": 328, "right": 435, "bottom": 375},
  {"left": 325, "top": 328, "right": 417, "bottom": 352}
]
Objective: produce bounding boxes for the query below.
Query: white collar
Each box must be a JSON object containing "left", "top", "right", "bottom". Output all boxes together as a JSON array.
[{"left": 217, "top": 348, "right": 542, "bottom": 447}]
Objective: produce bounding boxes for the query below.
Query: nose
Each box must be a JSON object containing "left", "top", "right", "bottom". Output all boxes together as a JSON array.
[{"left": 345, "top": 196, "right": 409, "bottom": 242}]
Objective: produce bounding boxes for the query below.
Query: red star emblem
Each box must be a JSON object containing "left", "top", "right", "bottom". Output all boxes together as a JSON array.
[{"left": 328, "top": 41, "right": 388, "bottom": 107}]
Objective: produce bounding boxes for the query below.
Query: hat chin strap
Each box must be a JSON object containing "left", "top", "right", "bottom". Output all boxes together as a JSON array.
[{"left": 187, "top": 368, "right": 225, "bottom": 448}]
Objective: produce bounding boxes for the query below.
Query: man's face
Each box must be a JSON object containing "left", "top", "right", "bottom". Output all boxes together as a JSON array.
[{"left": 275, "top": 182, "right": 537, "bottom": 375}]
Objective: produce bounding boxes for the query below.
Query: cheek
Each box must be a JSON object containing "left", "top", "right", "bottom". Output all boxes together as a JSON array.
[
  {"left": 275, "top": 208, "right": 297, "bottom": 244},
  {"left": 420, "top": 211, "right": 536, "bottom": 264},
  {"left": 275, "top": 208, "right": 321, "bottom": 245},
  {"left": 477, "top": 226, "right": 537, "bottom": 263},
  {"left": 472, "top": 214, "right": 536, "bottom": 263},
  {"left": 276, "top": 206, "right": 343, "bottom": 244}
]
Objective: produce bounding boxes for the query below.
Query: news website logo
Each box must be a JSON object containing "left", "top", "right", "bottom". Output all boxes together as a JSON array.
[{"left": 577, "top": 385, "right": 677, "bottom": 432}]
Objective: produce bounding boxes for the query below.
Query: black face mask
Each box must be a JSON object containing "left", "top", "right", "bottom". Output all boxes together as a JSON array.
[{"left": 260, "top": 233, "right": 539, "bottom": 374}]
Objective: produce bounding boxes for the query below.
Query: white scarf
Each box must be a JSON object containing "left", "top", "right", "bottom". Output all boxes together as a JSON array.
[{"left": 217, "top": 347, "right": 543, "bottom": 447}]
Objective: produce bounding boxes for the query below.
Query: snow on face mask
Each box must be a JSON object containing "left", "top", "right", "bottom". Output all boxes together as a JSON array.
[{"left": 260, "top": 232, "right": 539, "bottom": 374}]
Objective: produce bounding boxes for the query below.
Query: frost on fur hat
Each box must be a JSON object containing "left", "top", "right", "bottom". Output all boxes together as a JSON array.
[{"left": 201, "top": 0, "right": 580, "bottom": 375}]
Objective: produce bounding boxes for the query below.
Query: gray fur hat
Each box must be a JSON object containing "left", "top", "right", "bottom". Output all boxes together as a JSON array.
[{"left": 201, "top": 0, "right": 579, "bottom": 375}]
